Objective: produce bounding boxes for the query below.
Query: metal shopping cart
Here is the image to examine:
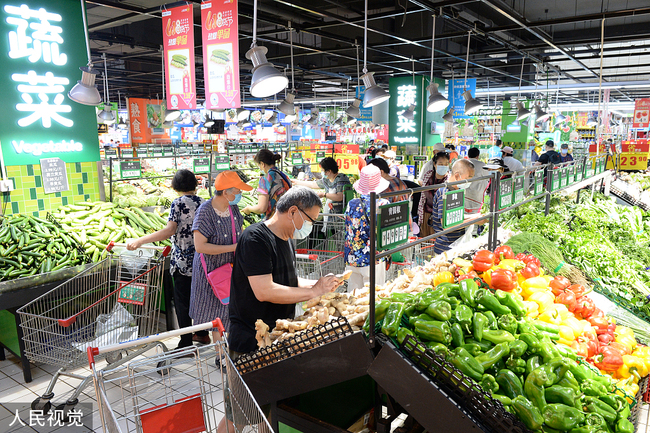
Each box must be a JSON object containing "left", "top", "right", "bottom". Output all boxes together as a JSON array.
[
  {"left": 89, "top": 320, "right": 273, "bottom": 433},
  {"left": 295, "top": 213, "right": 346, "bottom": 252},
  {"left": 16, "top": 242, "right": 171, "bottom": 417}
]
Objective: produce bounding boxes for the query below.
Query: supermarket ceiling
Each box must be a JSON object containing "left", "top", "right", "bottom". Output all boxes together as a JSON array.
[{"left": 86, "top": 0, "right": 650, "bottom": 108}]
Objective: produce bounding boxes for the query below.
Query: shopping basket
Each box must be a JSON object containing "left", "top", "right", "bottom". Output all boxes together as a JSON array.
[
  {"left": 16, "top": 242, "right": 171, "bottom": 416},
  {"left": 89, "top": 319, "right": 273, "bottom": 433}
]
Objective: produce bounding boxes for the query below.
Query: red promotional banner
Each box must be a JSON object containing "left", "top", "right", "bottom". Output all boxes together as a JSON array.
[
  {"left": 633, "top": 99, "right": 650, "bottom": 128},
  {"left": 162, "top": 5, "right": 196, "bottom": 110},
  {"left": 201, "top": 0, "right": 240, "bottom": 109},
  {"left": 128, "top": 98, "right": 171, "bottom": 144},
  {"left": 335, "top": 144, "right": 360, "bottom": 154},
  {"left": 621, "top": 140, "right": 650, "bottom": 153}
]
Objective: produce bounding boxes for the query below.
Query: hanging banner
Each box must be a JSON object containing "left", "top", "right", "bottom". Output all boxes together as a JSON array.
[
  {"left": 162, "top": 4, "right": 196, "bottom": 110},
  {"left": 128, "top": 98, "right": 171, "bottom": 144},
  {"left": 448, "top": 78, "right": 476, "bottom": 119},
  {"left": 355, "top": 86, "right": 373, "bottom": 122},
  {"left": 633, "top": 98, "right": 650, "bottom": 129},
  {"left": 201, "top": 0, "right": 240, "bottom": 109}
]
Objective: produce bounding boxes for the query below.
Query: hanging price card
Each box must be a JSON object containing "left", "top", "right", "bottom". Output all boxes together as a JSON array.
[
  {"left": 291, "top": 152, "right": 303, "bottom": 165},
  {"left": 137, "top": 145, "right": 148, "bottom": 158},
  {"left": 513, "top": 176, "right": 524, "bottom": 203},
  {"left": 413, "top": 155, "right": 428, "bottom": 162},
  {"left": 152, "top": 145, "right": 163, "bottom": 157},
  {"left": 551, "top": 169, "right": 560, "bottom": 192},
  {"left": 499, "top": 178, "right": 513, "bottom": 209},
  {"left": 163, "top": 145, "right": 174, "bottom": 156},
  {"left": 443, "top": 190, "right": 465, "bottom": 228},
  {"left": 620, "top": 154, "right": 649, "bottom": 170},
  {"left": 560, "top": 167, "right": 569, "bottom": 188},
  {"left": 193, "top": 158, "right": 210, "bottom": 174},
  {"left": 377, "top": 200, "right": 410, "bottom": 250},
  {"left": 104, "top": 148, "right": 118, "bottom": 159},
  {"left": 534, "top": 170, "right": 544, "bottom": 196},
  {"left": 575, "top": 159, "right": 584, "bottom": 183},
  {"left": 120, "top": 161, "right": 141, "bottom": 179},
  {"left": 215, "top": 155, "right": 230, "bottom": 171},
  {"left": 335, "top": 153, "right": 360, "bottom": 175},
  {"left": 315, "top": 151, "right": 326, "bottom": 163},
  {"left": 395, "top": 155, "right": 404, "bottom": 162}
]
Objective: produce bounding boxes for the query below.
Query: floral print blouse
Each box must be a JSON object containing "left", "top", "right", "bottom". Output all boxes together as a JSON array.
[
  {"left": 344, "top": 195, "right": 388, "bottom": 267},
  {"left": 168, "top": 194, "right": 204, "bottom": 276}
]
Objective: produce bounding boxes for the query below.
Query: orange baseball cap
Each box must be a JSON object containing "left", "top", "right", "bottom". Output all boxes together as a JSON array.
[{"left": 214, "top": 171, "right": 253, "bottom": 191}]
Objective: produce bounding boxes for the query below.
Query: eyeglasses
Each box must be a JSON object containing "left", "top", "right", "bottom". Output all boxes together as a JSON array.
[{"left": 298, "top": 207, "right": 316, "bottom": 223}]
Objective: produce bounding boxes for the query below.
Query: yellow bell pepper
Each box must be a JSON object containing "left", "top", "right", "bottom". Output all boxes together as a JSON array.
[
  {"left": 498, "top": 259, "right": 524, "bottom": 271},
  {"left": 538, "top": 307, "right": 563, "bottom": 326},
  {"left": 557, "top": 338, "right": 574, "bottom": 347},
  {"left": 520, "top": 276, "right": 549, "bottom": 299},
  {"left": 543, "top": 275, "right": 553, "bottom": 283},
  {"left": 562, "top": 316, "right": 585, "bottom": 339},
  {"left": 529, "top": 291, "right": 556, "bottom": 312},
  {"left": 618, "top": 355, "right": 649, "bottom": 379},
  {"left": 615, "top": 377, "right": 640, "bottom": 404},
  {"left": 614, "top": 328, "right": 637, "bottom": 353},
  {"left": 615, "top": 326, "right": 634, "bottom": 338},
  {"left": 558, "top": 325, "right": 576, "bottom": 342},
  {"left": 523, "top": 301, "right": 539, "bottom": 317}
]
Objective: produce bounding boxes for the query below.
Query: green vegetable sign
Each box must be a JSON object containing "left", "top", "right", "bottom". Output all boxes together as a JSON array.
[
  {"left": 442, "top": 190, "right": 465, "bottom": 228},
  {"left": 378, "top": 200, "right": 410, "bottom": 250},
  {"left": 0, "top": 0, "right": 101, "bottom": 166}
]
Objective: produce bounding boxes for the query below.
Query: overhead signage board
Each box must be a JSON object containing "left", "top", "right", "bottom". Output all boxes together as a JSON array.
[
  {"left": 633, "top": 98, "right": 650, "bottom": 129},
  {"left": 448, "top": 78, "right": 477, "bottom": 119},
  {"left": 201, "top": 0, "right": 240, "bottom": 110},
  {"left": 128, "top": 98, "right": 171, "bottom": 144},
  {"left": 334, "top": 153, "right": 360, "bottom": 175},
  {"left": 388, "top": 75, "right": 426, "bottom": 149},
  {"left": 377, "top": 200, "right": 410, "bottom": 250},
  {"left": 0, "top": 0, "right": 101, "bottom": 166},
  {"left": 162, "top": 4, "right": 196, "bottom": 110}
]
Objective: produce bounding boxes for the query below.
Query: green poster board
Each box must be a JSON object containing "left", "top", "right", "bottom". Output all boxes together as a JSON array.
[
  {"left": 120, "top": 161, "right": 141, "bottom": 179},
  {"left": 513, "top": 176, "right": 524, "bottom": 203},
  {"left": 534, "top": 170, "right": 544, "bottom": 196},
  {"left": 377, "top": 200, "right": 410, "bottom": 250},
  {"left": 499, "top": 178, "right": 513, "bottom": 209},
  {"left": 442, "top": 190, "right": 465, "bottom": 229},
  {"left": 193, "top": 157, "right": 210, "bottom": 174}
]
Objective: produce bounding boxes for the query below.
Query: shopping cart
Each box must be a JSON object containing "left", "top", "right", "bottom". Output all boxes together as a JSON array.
[
  {"left": 295, "top": 213, "right": 346, "bottom": 252},
  {"left": 89, "top": 319, "right": 273, "bottom": 433},
  {"left": 16, "top": 242, "right": 171, "bottom": 417},
  {"left": 294, "top": 249, "right": 345, "bottom": 281}
]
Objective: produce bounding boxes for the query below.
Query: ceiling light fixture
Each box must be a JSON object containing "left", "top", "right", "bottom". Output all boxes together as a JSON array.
[
  {"left": 345, "top": 45, "right": 362, "bottom": 119},
  {"left": 117, "top": 91, "right": 127, "bottom": 129},
  {"left": 246, "top": 0, "right": 288, "bottom": 97},
  {"left": 360, "top": 0, "right": 389, "bottom": 107},
  {"left": 534, "top": 103, "right": 550, "bottom": 123},
  {"left": 278, "top": 24, "right": 296, "bottom": 116},
  {"left": 426, "top": 14, "right": 449, "bottom": 113},
  {"left": 462, "top": 31, "right": 482, "bottom": 115},
  {"left": 514, "top": 57, "right": 531, "bottom": 121},
  {"left": 97, "top": 53, "right": 115, "bottom": 124},
  {"left": 68, "top": 0, "right": 102, "bottom": 106},
  {"left": 401, "top": 57, "right": 416, "bottom": 120},
  {"left": 442, "top": 109, "right": 455, "bottom": 123}
]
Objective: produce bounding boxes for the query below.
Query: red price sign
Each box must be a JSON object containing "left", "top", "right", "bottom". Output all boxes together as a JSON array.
[
  {"left": 620, "top": 153, "right": 649, "bottom": 171},
  {"left": 334, "top": 153, "right": 360, "bottom": 175}
]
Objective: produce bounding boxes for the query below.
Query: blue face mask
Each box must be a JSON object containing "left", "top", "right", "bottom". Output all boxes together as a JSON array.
[
  {"left": 228, "top": 193, "right": 242, "bottom": 206},
  {"left": 292, "top": 212, "right": 313, "bottom": 239}
]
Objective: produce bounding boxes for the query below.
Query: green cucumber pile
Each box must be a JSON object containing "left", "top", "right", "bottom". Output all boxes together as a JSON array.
[
  {"left": 0, "top": 214, "right": 86, "bottom": 281},
  {"left": 52, "top": 201, "right": 171, "bottom": 262}
]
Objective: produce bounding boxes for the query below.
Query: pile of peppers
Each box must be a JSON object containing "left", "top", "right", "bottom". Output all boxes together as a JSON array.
[{"left": 366, "top": 263, "right": 640, "bottom": 433}]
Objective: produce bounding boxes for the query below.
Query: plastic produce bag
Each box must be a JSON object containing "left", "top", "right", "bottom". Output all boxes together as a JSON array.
[
  {"left": 72, "top": 303, "right": 139, "bottom": 352},
  {"left": 95, "top": 303, "right": 135, "bottom": 338}
]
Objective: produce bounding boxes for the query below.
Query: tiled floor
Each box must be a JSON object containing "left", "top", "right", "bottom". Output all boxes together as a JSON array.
[{"left": 0, "top": 336, "right": 226, "bottom": 433}]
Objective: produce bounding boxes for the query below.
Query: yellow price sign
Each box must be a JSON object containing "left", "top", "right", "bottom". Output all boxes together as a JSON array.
[
  {"left": 620, "top": 153, "right": 649, "bottom": 171},
  {"left": 334, "top": 153, "right": 360, "bottom": 175}
]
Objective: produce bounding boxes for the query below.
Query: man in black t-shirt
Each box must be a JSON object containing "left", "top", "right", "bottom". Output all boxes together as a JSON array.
[
  {"left": 228, "top": 186, "right": 341, "bottom": 354},
  {"left": 536, "top": 140, "right": 561, "bottom": 166}
]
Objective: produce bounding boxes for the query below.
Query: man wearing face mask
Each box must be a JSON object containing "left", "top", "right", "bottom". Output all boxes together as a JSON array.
[
  {"left": 228, "top": 186, "right": 342, "bottom": 355},
  {"left": 559, "top": 143, "right": 574, "bottom": 163},
  {"left": 428, "top": 159, "right": 475, "bottom": 254}
]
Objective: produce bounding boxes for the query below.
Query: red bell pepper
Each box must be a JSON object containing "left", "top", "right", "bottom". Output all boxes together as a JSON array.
[
  {"left": 473, "top": 250, "right": 496, "bottom": 272},
  {"left": 598, "top": 333, "right": 615, "bottom": 345},
  {"left": 489, "top": 268, "right": 518, "bottom": 292},
  {"left": 555, "top": 290, "right": 577, "bottom": 312},
  {"left": 583, "top": 337, "right": 599, "bottom": 358},
  {"left": 523, "top": 255, "right": 541, "bottom": 267},
  {"left": 520, "top": 262, "right": 541, "bottom": 279},
  {"left": 571, "top": 340, "right": 589, "bottom": 358},
  {"left": 458, "top": 271, "right": 479, "bottom": 281},
  {"left": 590, "top": 307, "right": 605, "bottom": 318},
  {"left": 549, "top": 276, "right": 571, "bottom": 296},
  {"left": 574, "top": 296, "right": 596, "bottom": 319},
  {"left": 568, "top": 284, "right": 590, "bottom": 298},
  {"left": 593, "top": 345, "right": 624, "bottom": 372},
  {"left": 493, "top": 246, "right": 514, "bottom": 264},
  {"left": 588, "top": 316, "right": 610, "bottom": 334},
  {"left": 608, "top": 342, "right": 632, "bottom": 356}
]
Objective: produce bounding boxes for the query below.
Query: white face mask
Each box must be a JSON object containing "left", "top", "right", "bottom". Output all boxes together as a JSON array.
[
  {"left": 436, "top": 165, "right": 449, "bottom": 176},
  {"left": 561, "top": 149, "right": 568, "bottom": 155},
  {"left": 457, "top": 182, "right": 470, "bottom": 190},
  {"left": 292, "top": 211, "right": 313, "bottom": 239}
]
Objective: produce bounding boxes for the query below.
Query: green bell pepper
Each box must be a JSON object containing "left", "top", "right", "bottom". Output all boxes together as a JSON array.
[
  {"left": 617, "top": 405, "right": 630, "bottom": 423},
  {"left": 450, "top": 323, "right": 466, "bottom": 348},
  {"left": 414, "top": 320, "right": 451, "bottom": 344},
  {"left": 435, "top": 281, "right": 457, "bottom": 291},
  {"left": 569, "top": 362, "right": 595, "bottom": 382},
  {"left": 454, "top": 304, "right": 473, "bottom": 334},
  {"left": 465, "top": 337, "right": 493, "bottom": 351},
  {"left": 538, "top": 363, "right": 558, "bottom": 386},
  {"left": 532, "top": 320, "right": 561, "bottom": 334},
  {"left": 512, "top": 396, "right": 544, "bottom": 431},
  {"left": 450, "top": 347, "right": 485, "bottom": 381},
  {"left": 508, "top": 340, "right": 528, "bottom": 358},
  {"left": 496, "top": 369, "right": 524, "bottom": 399},
  {"left": 554, "top": 344, "right": 578, "bottom": 360},
  {"left": 425, "top": 299, "right": 452, "bottom": 321},
  {"left": 491, "top": 394, "right": 512, "bottom": 406},
  {"left": 446, "top": 296, "right": 460, "bottom": 309},
  {"left": 461, "top": 343, "right": 483, "bottom": 357},
  {"left": 615, "top": 419, "right": 634, "bottom": 433},
  {"left": 459, "top": 278, "right": 478, "bottom": 307},
  {"left": 396, "top": 327, "right": 416, "bottom": 345},
  {"left": 518, "top": 319, "right": 541, "bottom": 337},
  {"left": 426, "top": 341, "right": 449, "bottom": 357},
  {"left": 495, "top": 290, "right": 527, "bottom": 317},
  {"left": 519, "top": 333, "right": 541, "bottom": 354},
  {"left": 548, "top": 357, "right": 572, "bottom": 381},
  {"left": 526, "top": 355, "right": 541, "bottom": 376},
  {"left": 542, "top": 403, "right": 586, "bottom": 431},
  {"left": 482, "top": 329, "right": 516, "bottom": 345},
  {"left": 381, "top": 302, "right": 406, "bottom": 337},
  {"left": 363, "top": 299, "right": 390, "bottom": 332},
  {"left": 417, "top": 290, "right": 448, "bottom": 311},
  {"left": 525, "top": 367, "right": 549, "bottom": 410},
  {"left": 584, "top": 396, "right": 617, "bottom": 426},
  {"left": 585, "top": 413, "right": 607, "bottom": 429},
  {"left": 476, "top": 342, "right": 510, "bottom": 370},
  {"left": 483, "top": 310, "right": 499, "bottom": 330},
  {"left": 557, "top": 370, "right": 580, "bottom": 392},
  {"left": 598, "top": 394, "right": 627, "bottom": 414},
  {"left": 570, "top": 426, "right": 599, "bottom": 433},
  {"left": 404, "top": 302, "right": 417, "bottom": 317},
  {"left": 473, "top": 312, "right": 489, "bottom": 342},
  {"left": 481, "top": 373, "right": 499, "bottom": 393},
  {"left": 446, "top": 284, "right": 461, "bottom": 298},
  {"left": 475, "top": 289, "right": 512, "bottom": 315},
  {"left": 498, "top": 314, "right": 518, "bottom": 335},
  {"left": 539, "top": 339, "right": 562, "bottom": 363},
  {"left": 506, "top": 357, "right": 526, "bottom": 375},
  {"left": 390, "top": 292, "right": 416, "bottom": 303},
  {"left": 581, "top": 379, "right": 609, "bottom": 397},
  {"left": 545, "top": 385, "right": 580, "bottom": 408},
  {"left": 408, "top": 313, "right": 435, "bottom": 327},
  {"left": 542, "top": 426, "right": 562, "bottom": 433}
]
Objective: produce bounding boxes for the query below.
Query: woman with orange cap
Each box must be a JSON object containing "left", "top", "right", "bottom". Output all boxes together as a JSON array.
[{"left": 190, "top": 171, "right": 252, "bottom": 350}]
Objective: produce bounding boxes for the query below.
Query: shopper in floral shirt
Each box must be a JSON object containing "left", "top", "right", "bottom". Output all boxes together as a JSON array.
[
  {"left": 344, "top": 165, "right": 389, "bottom": 292},
  {"left": 127, "top": 169, "right": 206, "bottom": 349}
]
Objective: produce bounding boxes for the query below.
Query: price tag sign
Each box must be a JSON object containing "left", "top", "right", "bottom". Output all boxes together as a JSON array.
[
  {"left": 584, "top": 159, "right": 593, "bottom": 178},
  {"left": 104, "top": 148, "right": 118, "bottom": 159},
  {"left": 443, "top": 190, "right": 465, "bottom": 229},
  {"left": 499, "top": 178, "right": 513, "bottom": 209},
  {"left": 335, "top": 153, "right": 360, "bottom": 175},
  {"left": 120, "top": 161, "right": 141, "bottom": 179},
  {"left": 514, "top": 176, "right": 524, "bottom": 203},
  {"left": 137, "top": 145, "right": 148, "bottom": 158},
  {"left": 560, "top": 167, "right": 569, "bottom": 188},
  {"left": 193, "top": 158, "right": 210, "bottom": 174},
  {"left": 394, "top": 155, "right": 404, "bottom": 162},
  {"left": 534, "top": 170, "right": 544, "bottom": 196},
  {"left": 152, "top": 145, "right": 163, "bottom": 157},
  {"left": 620, "top": 153, "right": 649, "bottom": 170},
  {"left": 575, "top": 159, "right": 584, "bottom": 182},
  {"left": 551, "top": 169, "right": 560, "bottom": 192},
  {"left": 413, "top": 155, "right": 428, "bottom": 162},
  {"left": 40, "top": 157, "right": 69, "bottom": 194},
  {"left": 291, "top": 152, "right": 303, "bottom": 165},
  {"left": 215, "top": 155, "right": 231, "bottom": 171},
  {"left": 163, "top": 145, "right": 174, "bottom": 156},
  {"left": 377, "top": 200, "right": 410, "bottom": 250},
  {"left": 315, "top": 151, "right": 326, "bottom": 163}
]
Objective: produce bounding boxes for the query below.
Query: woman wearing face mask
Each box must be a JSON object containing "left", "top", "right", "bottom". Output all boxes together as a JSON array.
[
  {"left": 291, "top": 157, "right": 351, "bottom": 214},
  {"left": 417, "top": 152, "right": 450, "bottom": 238},
  {"left": 559, "top": 143, "right": 573, "bottom": 163},
  {"left": 191, "top": 171, "right": 251, "bottom": 348},
  {"left": 242, "top": 149, "right": 291, "bottom": 219},
  {"left": 344, "top": 165, "right": 390, "bottom": 292}
]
